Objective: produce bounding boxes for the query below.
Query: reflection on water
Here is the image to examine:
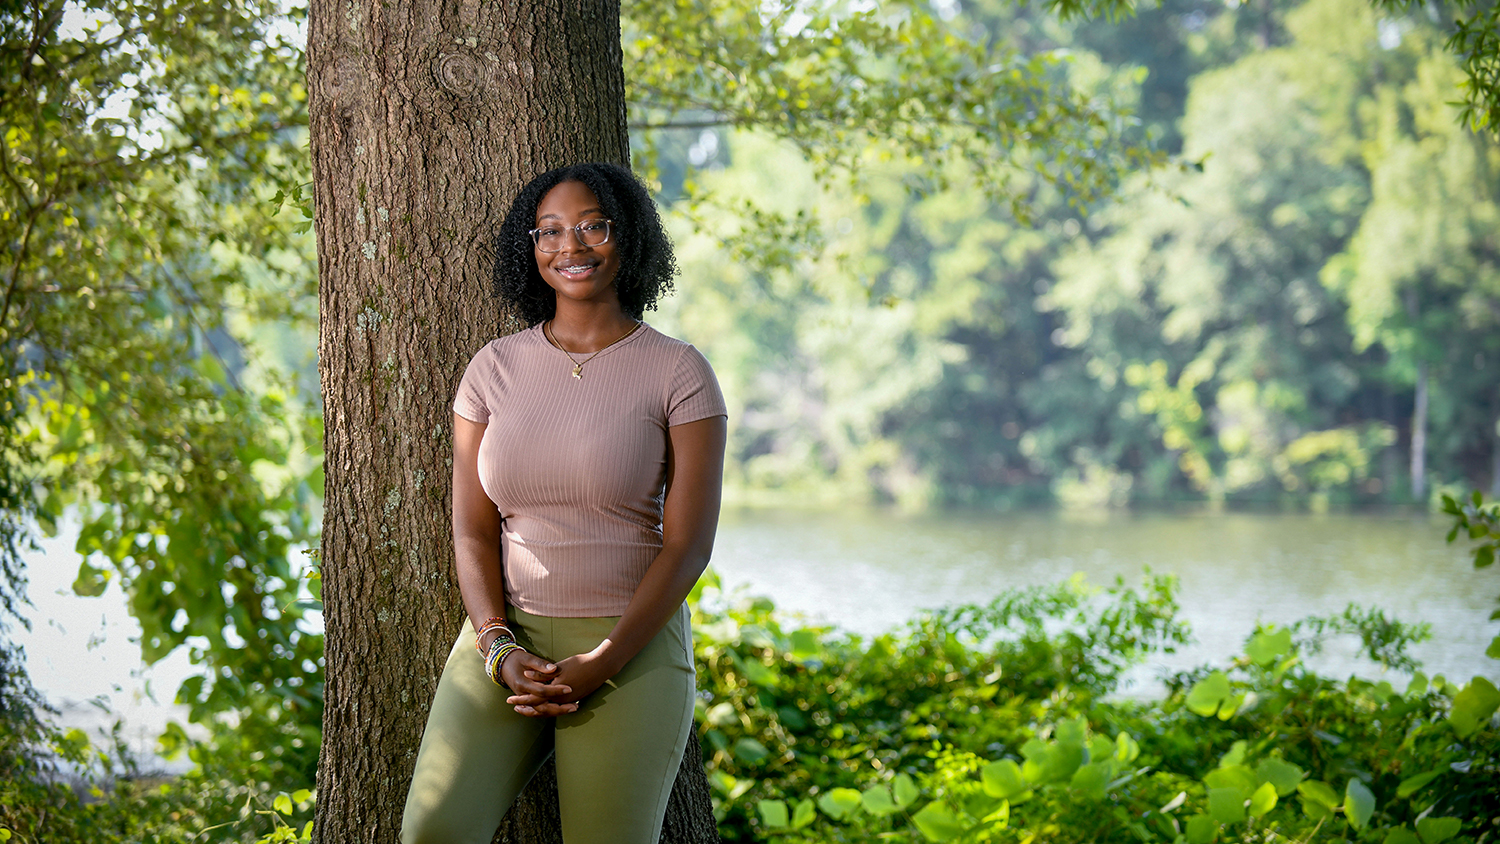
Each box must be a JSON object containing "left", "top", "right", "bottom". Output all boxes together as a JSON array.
[{"left": 710, "top": 508, "right": 1497, "bottom": 690}]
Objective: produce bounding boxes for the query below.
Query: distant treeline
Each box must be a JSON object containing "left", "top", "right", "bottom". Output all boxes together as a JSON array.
[{"left": 655, "top": 0, "right": 1500, "bottom": 510}]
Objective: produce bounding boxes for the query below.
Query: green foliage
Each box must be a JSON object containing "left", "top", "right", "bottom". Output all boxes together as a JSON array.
[
  {"left": 1442, "top": 491, "right": 1500, "bottom": 659},
  {"left": 685, "top": 576, "right": 1498, "bottom": 843},
  {"left": 2, "top": 0, "right": 323, "bottom": 791},
  {"left": 626, "top": 0, "right": 1163, "bottom": 226},
  {"left": 659, "top": 0, "right": 1500, "bottom": 510}
]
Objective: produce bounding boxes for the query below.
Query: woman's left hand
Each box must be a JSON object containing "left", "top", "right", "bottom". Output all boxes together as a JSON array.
[{"left": 506, "top": 646, "right": 615, "bottom": 709}]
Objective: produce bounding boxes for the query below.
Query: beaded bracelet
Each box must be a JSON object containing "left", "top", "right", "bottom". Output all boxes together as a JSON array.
[
  {"left": 485, "top": 637, "right": 526, "bottom": 689},
  {"left": 474, "top": 617, "right": 515, "bottom": 655}
]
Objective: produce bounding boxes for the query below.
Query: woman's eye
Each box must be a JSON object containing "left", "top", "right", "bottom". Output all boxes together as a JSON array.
[
  {"left": 538, "top": 228, "right": 561, "bottom": 238},
  {"left": 581, "top": 221, "right": 606, "bottom": 233}
]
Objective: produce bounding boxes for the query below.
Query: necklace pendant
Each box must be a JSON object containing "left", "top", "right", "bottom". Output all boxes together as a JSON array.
[{"left": 572, "top": 365, "right": 582, "bottom": 379}]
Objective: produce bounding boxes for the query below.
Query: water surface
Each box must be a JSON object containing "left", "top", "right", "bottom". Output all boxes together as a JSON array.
[{"left": 710, "top": 508, "right": 1496, "bottom": 690}]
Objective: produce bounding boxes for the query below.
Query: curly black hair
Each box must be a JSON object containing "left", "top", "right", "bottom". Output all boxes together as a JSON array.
[{"left": 493, "top": 162, "right": 678, "bottom": 326}]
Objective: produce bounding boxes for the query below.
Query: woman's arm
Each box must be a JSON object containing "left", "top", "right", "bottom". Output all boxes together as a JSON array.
[
  {"left": 511, "top": 414, "right": 727, "bottom": 707},
  {"left": 452, "top": 414, "right": 577, "bottom": 716}
]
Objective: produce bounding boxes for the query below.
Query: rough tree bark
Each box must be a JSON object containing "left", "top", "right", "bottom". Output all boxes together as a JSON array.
[{"left": 306, "top": 1, "right": 719, "bottom": 840}]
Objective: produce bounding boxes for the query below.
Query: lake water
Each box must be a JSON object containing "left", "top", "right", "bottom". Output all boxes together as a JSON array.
[
  {"left": 708, "top": 508, "right": 1498, "bottom": 691},
  {"left": 22, "top": 508, "right": 1498, "bottom": 759}
]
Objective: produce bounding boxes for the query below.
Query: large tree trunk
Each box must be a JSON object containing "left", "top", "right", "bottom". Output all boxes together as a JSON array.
[{"left": 306, "top": 1, "right": 718, "bottom": 840}]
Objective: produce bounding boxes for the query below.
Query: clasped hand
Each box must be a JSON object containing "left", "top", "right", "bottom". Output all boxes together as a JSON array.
[{"left": 499, "top": 647, "right": 613, "bottom": 718}]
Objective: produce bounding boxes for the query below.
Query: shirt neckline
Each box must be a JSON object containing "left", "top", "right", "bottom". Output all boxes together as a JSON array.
[{"left": 529, "top": 320, "right": 653, "bottom": 368}]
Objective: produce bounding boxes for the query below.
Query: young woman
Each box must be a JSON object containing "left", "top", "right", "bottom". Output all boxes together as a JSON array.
[{"left": 401, "top": 162, "right": 727, "bottom": 844}]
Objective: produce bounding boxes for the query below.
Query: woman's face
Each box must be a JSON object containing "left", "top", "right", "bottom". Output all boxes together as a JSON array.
[{"left": 533, "top": 180, "right": 622, "bottom": 311}]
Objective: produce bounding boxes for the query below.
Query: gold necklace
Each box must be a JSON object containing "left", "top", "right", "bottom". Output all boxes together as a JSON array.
[{"left": 543, "top": 319, "right": 641, "bottom": 380}]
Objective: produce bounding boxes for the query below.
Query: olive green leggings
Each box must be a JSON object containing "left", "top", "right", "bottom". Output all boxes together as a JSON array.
[{"left": 401, "top": 603, "right": 696, "bottom": 844}]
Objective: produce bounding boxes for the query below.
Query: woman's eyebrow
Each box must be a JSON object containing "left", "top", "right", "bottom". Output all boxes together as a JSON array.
[{"left": 535, "top": 207, "right": 605, "bottom": 223}]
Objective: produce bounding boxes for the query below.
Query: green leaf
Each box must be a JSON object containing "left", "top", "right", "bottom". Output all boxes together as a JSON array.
[
  {"left": 1297, "top": 780, "right": 1341, "bottom": 809},
  {"left": 912, "top": 802, "right": 967, "bottom": 842},
  {"left": 981, "top": 759, "right": 1027, "bottom": 799},
  {"left": 706, "top": 701, "right": 737, "bottom": 726},
  {"left": 1301, "top": 795, "right": 1334, "bottom": 821},
  {"left": 1416, "top": 817, "right": 1462, "bottom": 843},
  {"left": 732, "top": 737, "right": 770, "bottom": 764},
  {"left": 1245, "top": 626, "right": 1293, "bottom": 665},
  {"left": 1207, "top": 787, "right": 1246, "bottom": 825},
  {"left": 1186, "top": 671, "right": 1232, "bottom": 717},
  {"left": 757, "top": 799, "right": 789, "bottom": 829},
  {"left": 1255, "top": 758, "right": 1305, "bottom": 796},
  {"left": 1396, "top": 770, "right": 1441, "bottom": 798},
  {"left": 291, "top": 788, "right": 313, "bottom": 805},
  {"left": 1020, "top": 736, "right": 1084, "bottom": 783},
  {"left": 1408, "top": 673, "right": 1429, "bottom": 696},
  {"left": 1384, "top": 826, "right": 1421, "bottom": 844},
  {"left": 1070, "top": 761, "right": 1112, "bottom": 800},
  {"left": 791, "top": 798, "right": 816, "bottom": 829},
  {"left": 1344, "top": 779, "right": 1375, "bottom": 830},
  {"left": 790, "top": 628, "right": 819, "bottom": 658},
  {"left": 1248, "top": 782, "right": 1277, "bottom": 817},
  {"left": 1218, "top": 740, "right": 1247, "bottom": 768},
  {"left": 72, "top": 560, "right": 111, "bottom": 597},
  {"left": 1185, "top": 814, "right": 1218, "bottom": 844},
  {"left": 1448, "top": 676, "right": 1500, "bottom": 737},
  {"left": 861, "top": 785, "right": 898, "bottom": 815},
  {"left": 893, "top": 773, "right": 919, "bottom": 808},
  {"left": 273, "top": 792, "right": 293, "bottom": 815},
  {"left": 818, "top": 788, "right": 862, "bottom": 821},
  {"left": 1114, "top": 731, "right": 1140, "bottom": 764},
  {"left": 1486, "top": 635, "right": 1500, "bottom": 660},
  {"left": 1204, "top": 765, "right": 1256, "bottom": 794}
]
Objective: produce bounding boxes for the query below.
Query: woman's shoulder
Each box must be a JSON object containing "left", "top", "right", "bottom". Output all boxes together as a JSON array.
[
  {"left": 632, "top": 323, "right": 699, "bottom": 353},
  {"left": 470, "top": 324, "right": 546, "bottom": 360}
]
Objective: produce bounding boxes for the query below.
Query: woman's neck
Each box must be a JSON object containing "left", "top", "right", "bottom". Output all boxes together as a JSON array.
[{"left": 546, "top": 301, "right": 638, "bottom": 354}]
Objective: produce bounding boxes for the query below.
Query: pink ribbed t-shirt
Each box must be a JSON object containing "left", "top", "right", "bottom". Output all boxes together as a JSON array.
[{"left": 453, "top": 323, "right": 727, "bottom": 617}]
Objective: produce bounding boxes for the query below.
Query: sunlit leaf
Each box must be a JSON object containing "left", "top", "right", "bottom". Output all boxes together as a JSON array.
[
  {"left": 1186, "top": 671, "right": 1232, "bottom": 716},
  {"left": 757, "top": 799, "right": 789, "bottom": 829},
  {"left": 1255, "top": 758, "right": 1305, "bottom": 796},
  {"left": 1416, "top": 817, "right": 1462, "bottom": 843},
  {"left": 981, "top": 759, "right": 1027, "bottom": 799},
  {"left": 912, "top": 802, "right": 967, "bottom": 842},
  {"left": 817, "top": 788, "right": 862, "bottom": 821},
  {"left": 1207, "top": 787, "right": 1246, "bottom": 825},
  {"left": 1396, "top": 770, "right": 1442, "bottom": 798},
  {"left": 1245, "top": 626, "right": 1292, "bottom": 665},
  {"left": 1071, "top": 761, "right": 1112, "bottom": 800},
  {"left": 1248, "top": 782, "right": 1277, "bottom": 817},
  {"left": 861, "top": 785, "right": 898, "bottom": 815},
  {"left": 791, "top": 798, "right": 816, "bottom": 829},
  {"left": 1297, "top": 780, "right": 1341, "bottom": 809},
  {"left": 1448, "top": 676, "right": 1500, "bottom": 737},
  {"left": 1184, "top": 814, "right": 1218, "bottom": 844},
  {"left": 893, "top": 773, "right": 919, "bottom": 808},
  {"left": 1344, "top": 779, "right": 1375, "bottom": 830}
]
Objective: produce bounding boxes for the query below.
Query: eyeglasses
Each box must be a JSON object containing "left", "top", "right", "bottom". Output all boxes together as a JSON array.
[{"left": 529, "top": 219, "right": 613, "bottom": 253}]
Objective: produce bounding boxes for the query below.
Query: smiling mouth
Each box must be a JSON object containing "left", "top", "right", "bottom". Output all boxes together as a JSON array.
[{"left": 557, "top": 260, "right": 600, "bottom": 277}]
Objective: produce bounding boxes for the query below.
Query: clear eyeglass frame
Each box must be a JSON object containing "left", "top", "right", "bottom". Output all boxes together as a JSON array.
[{"left": 529, "top": 219, "right": 613, "bottom": 253}]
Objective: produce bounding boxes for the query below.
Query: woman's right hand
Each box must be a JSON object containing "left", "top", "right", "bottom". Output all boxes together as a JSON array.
[{"left": 500, "top": 650, "right": 579, "bottom": 717}]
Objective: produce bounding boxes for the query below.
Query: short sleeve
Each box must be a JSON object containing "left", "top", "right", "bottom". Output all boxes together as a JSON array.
[
  {"left": 453, "top": 345, "right": 492, "bottom": 423},
  {"left": 666, "top": 345, "right": 727, "bottom": 427}
]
